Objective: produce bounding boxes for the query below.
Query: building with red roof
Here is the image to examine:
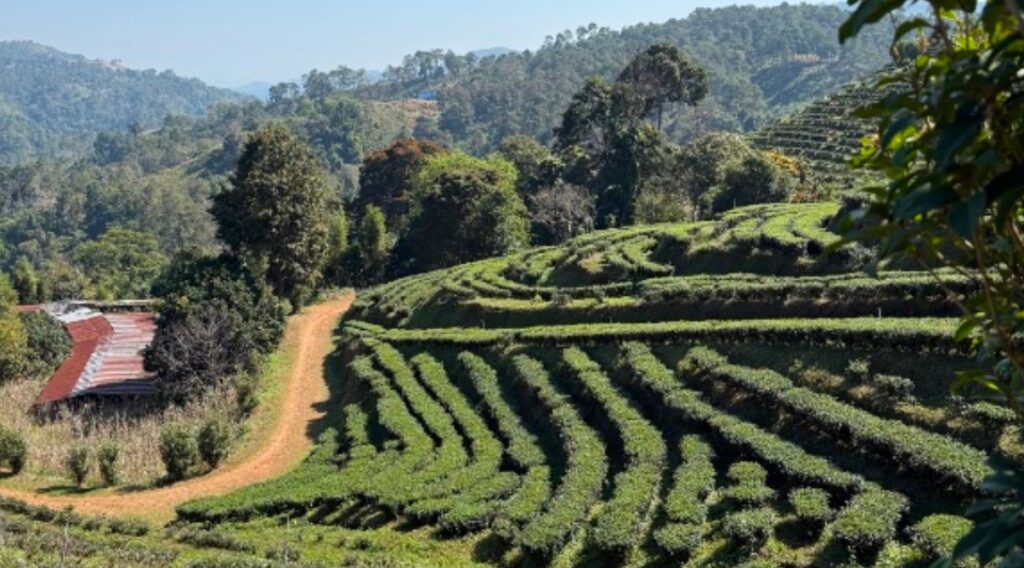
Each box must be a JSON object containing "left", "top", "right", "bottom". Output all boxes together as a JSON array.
[{"left": 34, "top": 303, "right": 158, "bottom": 405}]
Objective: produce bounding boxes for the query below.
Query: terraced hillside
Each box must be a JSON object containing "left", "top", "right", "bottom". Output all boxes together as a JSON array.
[
  {"left": 750, "top": 78, "right": 899, "bottom": 187},
  {"left": 180, "top": 203, "right": 1003, "bottom": 567}
]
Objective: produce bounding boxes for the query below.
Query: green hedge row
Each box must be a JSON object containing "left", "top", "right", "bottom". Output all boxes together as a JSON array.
[
  {"left": 368, "top": 341, "right": 468, "bottom": 506},
  {"left": 621, "top": 342, "right": 862, "bottom": 492},
  {"left": 366, "top": 315, "right": 958, "bottom": 352},
  {"left": 663, "top": 435, "right": 715, "bottom": 525},
  {"left": 457, "top": 352, "right": 546, "bottom": 469},
  {"left": 346, "top": 354, "right": 437, "bottom": 509},
  {"left": 654, "top": 435, "right": 715, "bottom": 556},
  {"left": 369, "top": 318, "right": 960, "bottom": 353},
  {"left": 683, "top": 347, "right": 991, "bottom": 491},
  {"left": 404, "top": 353, "right": 510, "bottom": 528},
  {"left": 510, "top": 354, "right": 608, "bottom": 555},
  {"left": 494, "top": 465, "right": 553, "bottom": 539},
  {"left": 832, "top": 490, "right": 909, "bottom": 559},
  {"left": 562, "top": 347, "right": 666, "bottom": 552}
]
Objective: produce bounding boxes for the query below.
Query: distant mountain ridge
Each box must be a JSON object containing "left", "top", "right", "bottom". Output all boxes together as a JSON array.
[
  {"left": 358, "top": 4, "right": 893, "bottom": 153},
  {"left": 0, "top": 40, "right": 249, "bottom": 165}
]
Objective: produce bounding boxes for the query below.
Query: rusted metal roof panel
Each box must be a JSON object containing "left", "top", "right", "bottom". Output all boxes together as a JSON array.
[{"left": 35, "top": 308, "right": 157, "bottom": 405}]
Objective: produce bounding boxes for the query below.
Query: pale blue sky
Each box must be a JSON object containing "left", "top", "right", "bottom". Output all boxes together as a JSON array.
[{"left": 2, "top": 0, "right": 806, "bottom": 88}]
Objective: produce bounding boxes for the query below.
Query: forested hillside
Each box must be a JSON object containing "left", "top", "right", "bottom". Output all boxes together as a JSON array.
[
  {"left": 0, "top": 41, "right": 248, "bottom": 165},
  {"left": 0, "top": 3, "right": 892, "bottom": 301},
  {"left": 352, "top": 4, "right": 892, "bottom": 152}
]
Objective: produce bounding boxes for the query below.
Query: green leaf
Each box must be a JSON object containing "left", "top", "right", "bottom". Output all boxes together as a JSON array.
[
  {"left": 892, "top": 17, "right": 931, "bottom": 42},
  {"left": 954, "top": 319, "right": 979, "bottom": 342},
  {"left": 839, "top": 0, "right": 908, "bottom": 42},
  {"left": 935, "top": 116, "right": 983, "bottom": 169},
  {"left": 948, "top": 191, "right": 986, "bottom": 239},
  {"left": 892, "top": 185, "right": 958, "bottom": 219},
  {"left": 881, "top": 111, "right": 918, "bottom": 149}
]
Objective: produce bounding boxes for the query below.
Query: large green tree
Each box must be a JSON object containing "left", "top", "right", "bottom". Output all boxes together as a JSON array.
[
  {"left": 354, "top": 138, "right": 447, "bottom": 233},
  {"left": 212, "top": 123, "right": 332, "bottom": 307},
  {"left": 72, "top": 228, "right": 167, "bottom": 299},
  {"left": 399, "top": 152, "right": 529, "bottom": 271},
  {"left": 555, "top": 44, "right": 708, "bottom": 226}
]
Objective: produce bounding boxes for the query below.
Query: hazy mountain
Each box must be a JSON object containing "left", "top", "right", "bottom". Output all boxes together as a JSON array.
[
  {"left": 470, "top": 47, "right": 515, "bottom": 59},
  {"left": 0, "top": 40, "right": 250, "bottom": 165},
  {"left": 232, "top": 81, "right": 274, "bottom": 101}
]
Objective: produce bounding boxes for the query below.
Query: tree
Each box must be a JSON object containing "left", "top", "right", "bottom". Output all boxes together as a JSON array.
[
  {"left": 301, "top": 69, "right": 335, "bottom": 99},
  {"left": 39, "top": 259, "right": 87, "bottom": 301},
  {"left": 11, "top": 257, "right": 39, "bottom": 304},
  {"left": 676, "top": 133, "right": 794, "bottom": 219},
  {"left": 355, "top": 139, "right": 448, "bottom": 233},
  {"left": 20, "top": 310, "right": 71, "bottom": 378},
  {"left": 358, "top": 205, "right": 390, "bottom": 281},
  {"left": 212, "top": 123, "right": 332, "bottom": 307},
  {"left": 146, "top": 253, "right": 285, "bottom": 403},
  {"left": 324, "top": 211, "right": 349, "bottom": 285},
  {"left": 616, "top": 43, "right": 709, "bottom": 130},
  {"left": 400, "top": 152, "right": 530, "bottom": 271},
  {"left": 0, "top": 275, "right": 28, "bottom": 383},
  {"left": 72, "top": 228, "right": 167, "bottom": 300},
  {"left": 554, "top": 45, "right": 708, "bottom": 226},
  {"left": 529, "top": 181, "right": 596, "bottom": 244},
  {"left": 497, "top": 135, "right": 562, "bottom": 197},
  {"left": 838, "top": 0, "right": 1024, "bottom": 562}
]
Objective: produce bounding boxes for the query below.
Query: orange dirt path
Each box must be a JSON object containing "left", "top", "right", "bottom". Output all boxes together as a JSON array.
[{"left": 0, "top": 294, "right": 354, "bottom": 523}]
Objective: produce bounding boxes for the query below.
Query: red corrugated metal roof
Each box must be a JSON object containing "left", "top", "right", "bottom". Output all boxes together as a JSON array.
[{"left": 35, "top": 310, "right": 157, "bottom": 405}]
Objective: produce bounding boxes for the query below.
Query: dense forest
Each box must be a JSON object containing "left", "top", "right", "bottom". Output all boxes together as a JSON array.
[
  {"left": 0, "top": 41, "right": 247, "bottom": 165},
  {"left": 349, "top": 4, "right": 893, "bottom": 152}
]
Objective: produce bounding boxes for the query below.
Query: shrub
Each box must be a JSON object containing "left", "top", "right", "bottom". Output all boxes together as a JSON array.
[
  {"left": 847, "top": 357, "right": 871, "bottom": 381},
  {"left": 722, "top": 507, "right": 775, "bottom": 552},
  {"left": 910, "top": 514, "right": 973, "bottom": 564},
  {"left": 233, "top": 373, "right": 260, "bottom": 417},
  {"left": 160, "top": 425, "right": 199, "bottom": 482},
  {"left": 872, "top": 374, "right": 915, "bottom": 401},
  {"left": 198, "top": 419, "right": 232, "bottom": 469},
  {"left": 723, "top": 462, "right": 775, "bottom": 507},
  {"left": 98, "top": 442, "right": 120, "bottom": 486},
  {"left": 963, "top": 402, "right": 1016, "bottom": 428},
  {"left": 654, "top": 523, "right": 703, "bottom": 556},
  {"left": 107, "top": 517, "right": 150, "bottom": 536},
  {"left": 66, "top": 446, "right": 90, "bottom": 487},
  {"left": 832, "top": 490, "right": 908, "bottom": 560},
  {"left": 0, "top": 427, "right": 27, "bottom": 474},
  {"left": 789, "top": 487, "right": 832, "bottom": 531}
]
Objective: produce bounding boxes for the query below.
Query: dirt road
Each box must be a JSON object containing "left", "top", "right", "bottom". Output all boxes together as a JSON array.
[{"left": 0, "top": 294, "right": 354, "bottom": 523}]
